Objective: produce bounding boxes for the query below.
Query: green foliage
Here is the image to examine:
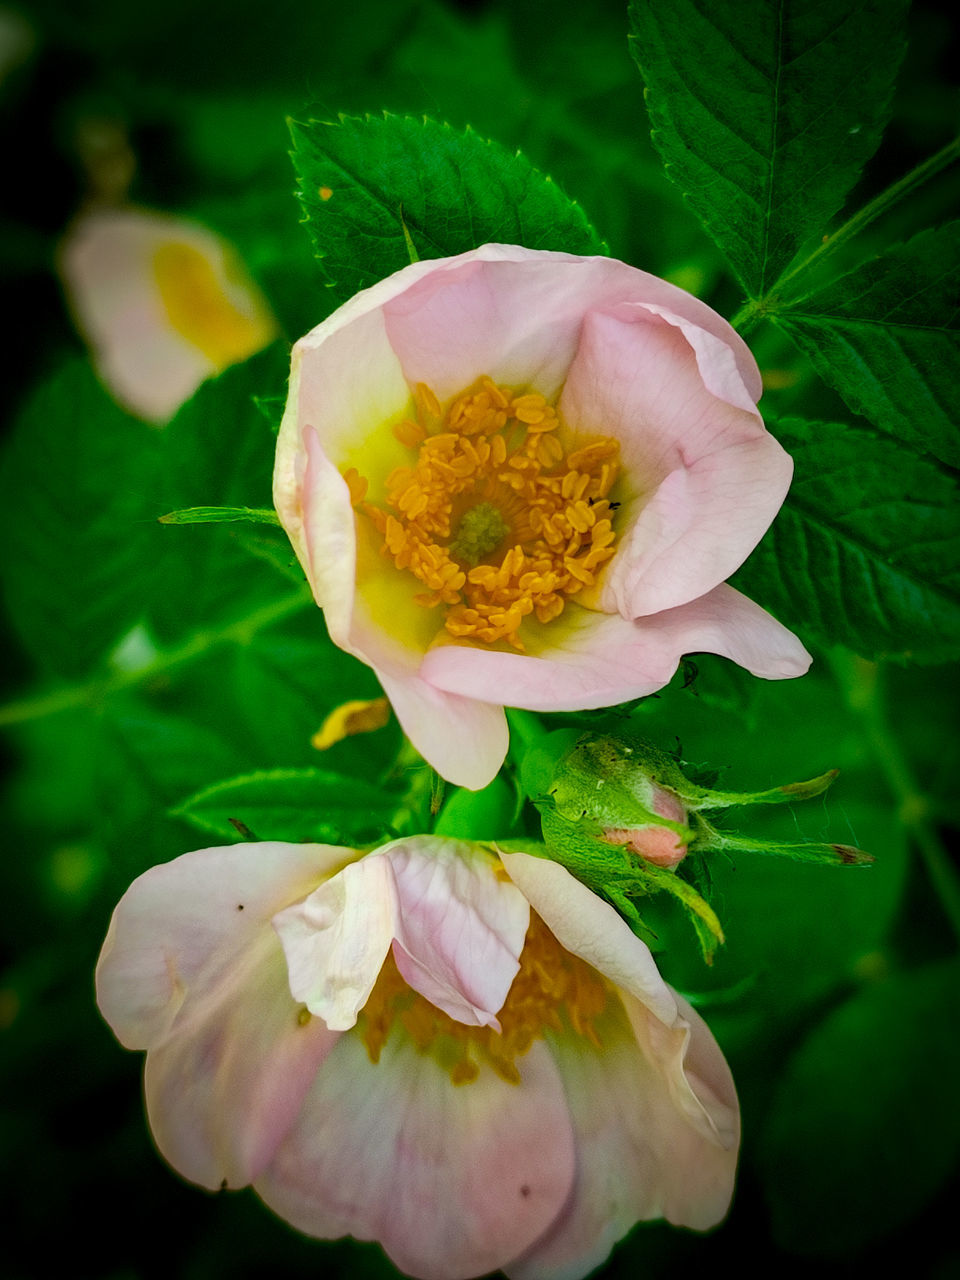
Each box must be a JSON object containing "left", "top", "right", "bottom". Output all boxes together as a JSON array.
[
  {"left": 4, "top": 2, "right": 960, "bottom": 1277},
  {"left": 774, "top": 224, "right": 960, "bottom": 465},
  {"left": 172, "top": 767, "right": 402, "bottom": 845},
  {"left": 291, "top": 112, "right": 606, "bottom": 307},
  {"left": 149, "top": 343, "right": 291, "bottom": 642},
  {"left": 0, "top": 359, "right": 162, "bottom": 677},
  {"left": 733, "top": 417, "right": 960, "bottom": 662},
  {"left": 759, "top": 959, "right": 960, "bottom": 1254},
  {"left": 629, "top": 0, "right": 909, "bottom": 296}
]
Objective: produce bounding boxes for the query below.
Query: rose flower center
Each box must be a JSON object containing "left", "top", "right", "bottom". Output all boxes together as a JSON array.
[
  {"left": 359, "top": 910, "right": 610, "bottom": 1085},
  {"left": 345, "top": 377, "right": 621, "bottom": 651}
]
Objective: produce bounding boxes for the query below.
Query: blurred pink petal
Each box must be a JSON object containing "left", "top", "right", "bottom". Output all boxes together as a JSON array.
[{"left": 60, "top": 207, "right": 277, "bottom": 422}]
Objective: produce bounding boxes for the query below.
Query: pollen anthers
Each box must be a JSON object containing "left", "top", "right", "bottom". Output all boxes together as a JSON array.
[
  {"left": 359, "top": 911, "right": 609, "bottom": 1086},
  {"left": 353, "top": 377, "right": 620, "bottom": 650}
]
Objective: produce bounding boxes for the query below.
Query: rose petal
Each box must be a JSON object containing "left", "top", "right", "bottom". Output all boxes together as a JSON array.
[
  {"left": 383, "top": 837, "right": 529, "bottom": 1028},
  {"left": 95, "top": 841, "right": 351, "bottom": 1051},
  {"left": 379, "top": 246, "right": 760, "bottom": 407},
  {"left": 621, "top": 990, "right": 739, "bottom": 1154},
  {"left": 420, "top": 583, "right": 810, "bottom": 713},
  {"left": 272, "top": 854, "right": 399, "bottom": 1031},
  {"left": 377, "top": 667, "right": 509, "bottom": 789},
  {"left": 255, "top": 1032, "right": 576, "bottom": 1280},
  {"left": 505, "top": 1007, "right": 738, "bottom": 1280},
  {"left": 559, "top": 308, "right": 791, "bottom": 616},
  {"left": 497, "top": 850, "right": 679, "bottom": 1027},
  {"left": 143, "top": 938, "right": 339, "bottom": 1190}
]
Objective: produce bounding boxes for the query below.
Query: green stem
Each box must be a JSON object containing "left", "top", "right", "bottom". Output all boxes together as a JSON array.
[
  {"left": 830, "top": 651, "right": 960, "bottom": 946},
  {"left": 731, "top": 135, "right": 960, "bottom": 332},
  {"left": 0, "top": 586, "right": 313, "bottom": 728}
]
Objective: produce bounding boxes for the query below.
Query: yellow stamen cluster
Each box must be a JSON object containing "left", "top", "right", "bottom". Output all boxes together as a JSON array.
[
  {"left": 359, "top": 910, "right": 610, "bottom": 1085},
  {"left": 356, "top": 377, "right": 620, "bottom": 650}
]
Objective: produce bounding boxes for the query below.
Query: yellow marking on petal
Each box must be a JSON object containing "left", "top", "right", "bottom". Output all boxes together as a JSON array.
[
  {"left": 311, "top": 697, "right": 391, "bottom": 751},
  {"left": 152, "top": 240, "right": 275, "bottom": 368},
  {"left": 318, "top": 186, "right": 333, "bottom": 201},
  {"left": 359, "top": 911, "right": 609, "bottom": 1085},
  {"left": 354, "top": 377, "right": 620, "bottom": 649}
]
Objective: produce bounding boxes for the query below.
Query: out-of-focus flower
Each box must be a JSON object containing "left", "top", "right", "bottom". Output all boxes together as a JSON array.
[
  {"left": 96, "top": 834, "right": 739, "bottom": 1280},
  {"left": 60, "top": 207, "right": 277, "bottom": 422},
  {"left": 274, "top": 245, "right": 810, "bottom": 789}
]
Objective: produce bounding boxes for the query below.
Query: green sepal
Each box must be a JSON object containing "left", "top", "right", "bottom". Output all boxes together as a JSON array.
[
  {"left": 538, "top": 807, "right": 722, "bottom": 964},
  {"left": 694, "top": 818, "right": 874, "bottom": 867}
]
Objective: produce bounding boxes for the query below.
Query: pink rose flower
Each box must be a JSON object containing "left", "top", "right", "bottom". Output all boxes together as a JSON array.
[
  {"left": 274, "top": 245, "right": 810, "bottom": 788},
  {"left": 96, "top": 835, "right": 739, "bottom": 1280},
  {"left": 60, "top": 207, "right": 277, "bottom": 422}
]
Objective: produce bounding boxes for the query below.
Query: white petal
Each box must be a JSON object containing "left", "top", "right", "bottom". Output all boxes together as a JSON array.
[
  {"left": 272, "top": 854, "right": 398, "bottom": 1031},
  {"left": 255, "top": 1032, "right": 576, "bottom": 1280},
  {"left": 96, "top": 841, "right": 352, "bottom": 1051}
]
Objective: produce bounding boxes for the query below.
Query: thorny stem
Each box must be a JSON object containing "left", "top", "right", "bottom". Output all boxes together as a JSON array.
[
  {"left": 830, "top": 651, "right": 960, "bottom": 947},
  {"left": 0, "top": 586, "right": 313, "bottom": 728},
  {"left": 731, "top": 135, "right": 960, "bottom": 335}
]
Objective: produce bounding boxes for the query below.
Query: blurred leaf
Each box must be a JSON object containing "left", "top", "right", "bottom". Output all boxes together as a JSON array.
[
  {"left": 774, "top": 224, "right": 960, "bottom": 465},
  {"left": 629, "top": 0, "right": 909, "bottom": 295},
  {"left": 149, "top": 342, "right": 290, "bottom": 643},
  {"left": 291, "top": 112, "right": 606, "bottom": 305},
  {"left": 759, "top": 958, "right": 960, "bottom": 1254},
  {"left": 733, "top": 417, "right": 960, "bottom": 661},
  {"left": 223, "top": 612, "right": 400, "bottom": 774},
  {"left": 0, "top": 358, "right": 161, "bottom": 678},
  {"left": 172, "top": 767, "right": 401, "bottom": 844},
  {"left": 96, "top": 699, "right": 249, "bottom": 873}
]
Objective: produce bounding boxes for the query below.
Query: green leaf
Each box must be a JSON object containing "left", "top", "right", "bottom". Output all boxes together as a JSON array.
[
  {"left": 150, "top": 342, "right": 291, "bottom": 643},
  {"left": 759, "top": 959, "right": 960, "bottom": 1254},
  {"left": 628, "top": 0, "right": 909, "bottom": 296},
  {"left": 732, "top": 417, "right": 960, "bottom": 662},
  {"left": 158, "top": 506, "right": 280, "bottom": 526},
  {"left": 0, "top": 359, "right": 162, "bottom": 678},
  {"left": 290, "top": 112, "right": 606, "bottom": 305},
  {"left": 172, "top": 768, "right": 401, "bottom": 844},
  {"left": 774, "top": 224, "right": 960, "bottom": 466}
]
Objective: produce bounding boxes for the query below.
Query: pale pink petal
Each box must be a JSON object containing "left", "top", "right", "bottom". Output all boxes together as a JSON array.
[
  {"left": 255, "top": 1032, "right": 576, "bottom": 1280},
  {"left": 559, "top": 309, "right": 791, "bottom": 616},
  {"left": 95, "top": 841, "right": 352, "bottom": 1051},
  {"left": 383, "top": 837, "right": 529, "bottom": 1028},
  {"left": 496, "top": 850, "right": 679, "bottom": 1027},
  {"left": 621, "top": 990, "right": 739, "bottom": 1153},
  {"left": 505, "top": 1010, "right": 738, "bottom": 1280},
  {"left": 143, "top": 938, "right": 339, "bottom": 1190},
  {"left": 420, "top": 585, "right": 810, "bottom": 713},
  {"left": 379, "top": 246, "right": 760, "bottom": 407},
  {"left": 378, "top": 667, "right": 509, "bottom": 789},
  {"left": 272, "top": 855, "right": 398, "bottom": 1031}
]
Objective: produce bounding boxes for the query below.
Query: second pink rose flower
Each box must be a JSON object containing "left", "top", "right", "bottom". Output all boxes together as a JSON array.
[{"left": 274, "top": 245, "right": 810, "bottom": 788}]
